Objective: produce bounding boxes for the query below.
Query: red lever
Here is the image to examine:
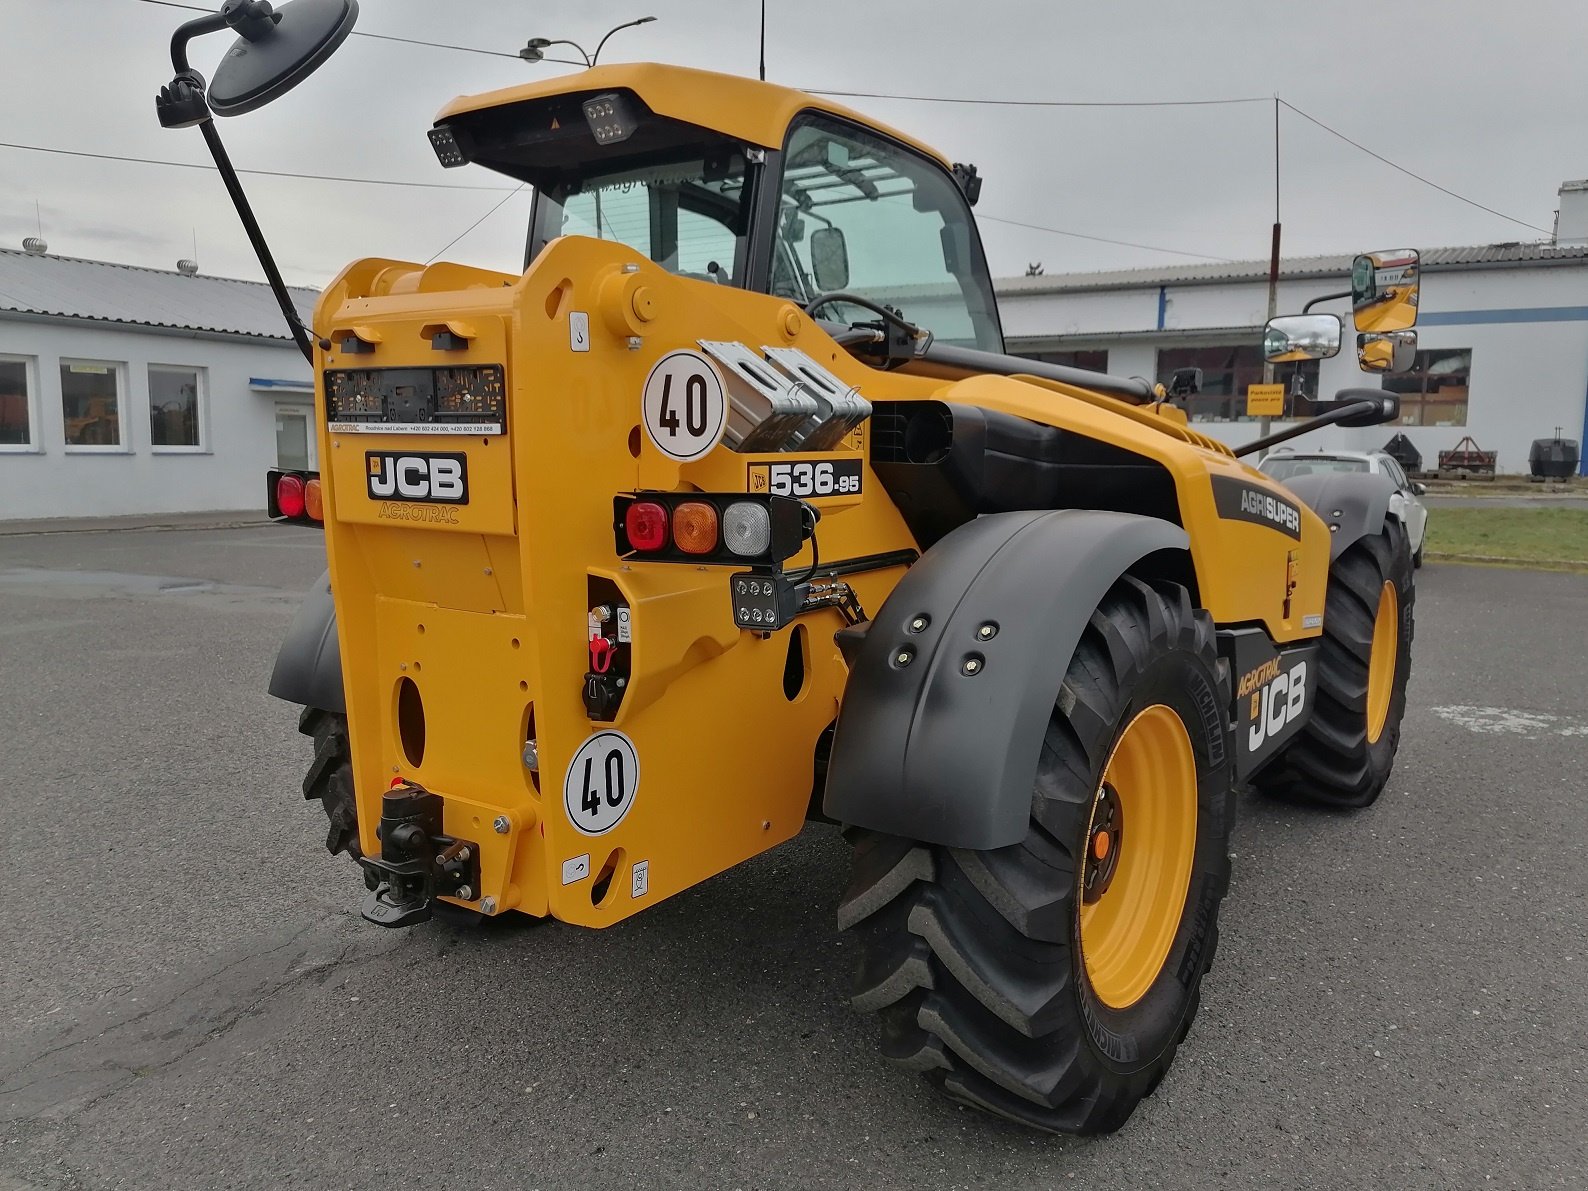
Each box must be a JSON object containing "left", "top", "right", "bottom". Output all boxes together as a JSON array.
[{"left": 589, "top": 636, "right": 615, "bottom": 674}]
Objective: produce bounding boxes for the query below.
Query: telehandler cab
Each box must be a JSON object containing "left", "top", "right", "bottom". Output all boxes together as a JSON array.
[{"left": 157, "top": 0, "right": 1416, "bottom": 1133}]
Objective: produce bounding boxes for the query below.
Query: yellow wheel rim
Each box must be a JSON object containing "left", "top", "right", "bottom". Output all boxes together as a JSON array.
[
  {"left": 1078, "top": 705, "right": 1198, "bottom": 1010},
  {"left": 1366, "top": 581, "right": 1399, "bottom": 745}
]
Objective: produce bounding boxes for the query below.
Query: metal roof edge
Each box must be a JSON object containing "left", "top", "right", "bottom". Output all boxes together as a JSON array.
[{"left": 0, "top": 308, "right": 302, "bottom": 344}]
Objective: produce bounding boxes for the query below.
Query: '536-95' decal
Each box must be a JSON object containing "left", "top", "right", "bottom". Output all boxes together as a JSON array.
[{"left": 747, "top": 458, "right": 863, "bottom": 499}]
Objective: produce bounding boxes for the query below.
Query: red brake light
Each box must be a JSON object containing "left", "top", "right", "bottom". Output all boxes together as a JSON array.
[
  {"left": 276, "top": 473, "right": 306, "bottom": 519},
  {"left": 624, "top": 500, "right": 668, "bottom": 551}
]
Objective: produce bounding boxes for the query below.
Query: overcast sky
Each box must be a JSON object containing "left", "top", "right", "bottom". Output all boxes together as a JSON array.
[{"left": 4, "top": 0, "right": 1587, "bottom": 291}]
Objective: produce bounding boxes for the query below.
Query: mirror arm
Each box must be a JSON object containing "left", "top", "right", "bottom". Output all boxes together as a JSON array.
[
  {"left": 1301, "top": 288, "right": 1352, "bottom": 314},
  {"left": 1232, "top": 398, "right": 1383, "bottom": 458},
  {"left": 195, "top": 119, "right": 316, "bottom": 363}
]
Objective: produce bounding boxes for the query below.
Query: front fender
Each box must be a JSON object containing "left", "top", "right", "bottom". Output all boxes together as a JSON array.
[
  {"left": 267, "top": 568, "right": 345, "bottom": 713},
  {"left": 1281, "top": 470, "right": 1399, "bottom": 559},
  {"left": 823, "top": 509, "right": 1189, "bottom": 850}
]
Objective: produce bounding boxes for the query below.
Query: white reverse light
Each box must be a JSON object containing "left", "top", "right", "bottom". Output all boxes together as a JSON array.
[{"left": 723, "top": 501, "right": 772, "bottom": 557}]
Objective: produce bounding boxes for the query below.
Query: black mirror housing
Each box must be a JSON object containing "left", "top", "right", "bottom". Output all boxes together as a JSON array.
[
  {"left": 1302, "top": 388, "right": 1401, "bottom": 427},
  {"left": 810, "top": 226, "right": 850, "bottom": 291}
]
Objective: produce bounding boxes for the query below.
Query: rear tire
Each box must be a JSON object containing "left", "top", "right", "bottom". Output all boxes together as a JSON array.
[
  {"left": 1253, "top": 520, "right": 1414, "bottom": 809},
  {"left": 838, "top": 576, "right": 1234, "bottom": 1134},
  {"left": 299, "top": 707, "right": 362, "bottom": 860}
]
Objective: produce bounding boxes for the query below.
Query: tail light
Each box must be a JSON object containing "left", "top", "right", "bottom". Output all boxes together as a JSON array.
[
  {"left": 267, "top": 469, "right": 323, "bottom": 525},
  {"left": 613, "top": 493, "right": 808, "bottom": 566},
  {"left": 671, "top": 501, "right": 720, "bottom": 555},
  {"left": 623, "top": 500, "right": 669, "bottom": 551},
  {"left": 276, "top": 473, "right": 305, "bottom": 519}
]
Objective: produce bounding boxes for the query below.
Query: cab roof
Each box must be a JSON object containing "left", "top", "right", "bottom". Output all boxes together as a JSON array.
[{"left": 435, "top": 62, "right": 951, "bottom": 170}]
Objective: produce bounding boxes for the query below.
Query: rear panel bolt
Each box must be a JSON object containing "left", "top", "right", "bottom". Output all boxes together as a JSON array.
[
  {"left": 494, "top": 815, "right": 511, "bottom": 834},
  {"left": 627, "top": 336, "right": 643, "bottom": 351},
  {"left": 962, "top": 656, "right": 983, "bottom": 675},
  {"left": 522, "top": 740, "right": 540, "bottom": 771},
  {"left": 895, "top": 649, "right": 913, "bottom": 666},
  {"left": 977, "top": 623, "right": 998, "bottom": 640},
  {"left": 480, "top": 897, "right": 497, "bottom": 914},
  {"left": 908, "top": 616, "right": 929, "bottom": 633}
]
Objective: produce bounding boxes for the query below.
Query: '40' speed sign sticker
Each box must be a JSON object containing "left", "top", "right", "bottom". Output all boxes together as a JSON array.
[
  {"left": 641, "top": 350, "right": 727, "bottom": 462},
  {"left": 563, "top": 730, "right": 640, "bottom": 835}
]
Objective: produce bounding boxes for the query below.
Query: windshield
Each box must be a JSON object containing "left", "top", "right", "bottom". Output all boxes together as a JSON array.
[
  {"left": 530, "top": 148, "right": 751, "bottom": 284},
  {"left": 1261, "top": 456, "right": 1370, "bottom": 481},
  {"left": 773, "top": 116, "right": 1002, "bottom": 351}
]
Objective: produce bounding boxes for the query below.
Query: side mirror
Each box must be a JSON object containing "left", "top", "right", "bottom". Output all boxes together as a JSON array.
[
  {"left": 1167, "top": 367, "right": 1203, "bottom": 397},
  {"left": 1357, "top": 329, "right": 1418, "bottom": 374},
  {"left": 1300, "top": 387, "right": 1401, "bottom": 427},
  {"left": 1411, "top": 481, "right": 1428, "bottom": 496},
  {"left": 1263, "top": 313, "right": 1342, "bottom": 363},
  {"left": 1352, "top": 249, "right": 1420, "bottom": 333},
  {"left": 810, "top": 226, "right": 850, "bottom": 291}
]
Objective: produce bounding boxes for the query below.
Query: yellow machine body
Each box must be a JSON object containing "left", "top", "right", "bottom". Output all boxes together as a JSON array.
[{"left": 313, "top": 223, "right": 1328, "bottom": 927}]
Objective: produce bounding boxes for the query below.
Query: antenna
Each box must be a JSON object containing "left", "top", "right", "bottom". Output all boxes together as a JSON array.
[{"left": 759, "top": 0, "right": 766, "bottom": 80}]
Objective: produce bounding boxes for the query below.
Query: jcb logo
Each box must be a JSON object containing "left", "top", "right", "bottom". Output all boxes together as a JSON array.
[
  {"left": 366, "top": 452, "right": 468, "bottom": 504},
  {"left": 1248, "top": 660, "right": 1307, "bottom": 750}
]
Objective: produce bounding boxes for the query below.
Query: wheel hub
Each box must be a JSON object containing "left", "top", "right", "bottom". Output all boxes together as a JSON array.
[{"left": 1083, "top": 782, "right": 1124, "bottom": 904}]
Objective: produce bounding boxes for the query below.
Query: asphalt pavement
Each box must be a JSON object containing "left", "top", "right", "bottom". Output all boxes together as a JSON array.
[{"left": 1, "top": 526, "right": 1585, "bottom": 1189}]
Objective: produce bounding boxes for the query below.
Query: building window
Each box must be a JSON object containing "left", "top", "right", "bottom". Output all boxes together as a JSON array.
[
  {"left": 60, "top": 360, "right": 125, "bottom": 449},
  {"left": 1381, "top": 349, "right": 1470, "bottom": 427},
  {"left": 1017, "top": 349, "right": 1110, "bottom": 373},
  {"left": 149, "top": 364, "right": 205, "bottom": 450},
  {"left": 1156, "top": 344, "right": 1320, "bottom": 422},
  {"left": 0, "top": 354, "right": 38, "bottom": 451}
]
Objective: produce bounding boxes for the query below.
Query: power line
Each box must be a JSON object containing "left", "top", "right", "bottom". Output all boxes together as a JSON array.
[
  {"left": 134, "top": 0, "right": 589, "bottom": 67},
  {"left": 977, "top": 214, "right": 1232, "bottom": 261},
  {"left": 1279, "top": 100, "right": 1551, "bottom": 236},
  {"left": 0, "top": 140, "right": 517, "bottom": 192},
  {"left": 807, "top": 90, "right": 1269, "bottom": 108},
  {"left": 426, "top": 186, "right": 528, "bottom": 263}
]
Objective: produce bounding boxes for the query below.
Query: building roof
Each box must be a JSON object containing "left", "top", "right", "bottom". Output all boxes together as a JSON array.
[
  {"left": 996, "top": 241, "right": 1588, "bottom": 297},
  {"left": 0, "top": 248, "right": 318, "bottom": 340}
]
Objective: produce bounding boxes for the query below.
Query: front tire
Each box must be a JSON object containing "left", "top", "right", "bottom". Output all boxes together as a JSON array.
[
  {"left": 838, "top": 576, "right": 1234, "bottom": 1134},
  {"left": 1253, "top": 521, "right": 1414, "bottom": 809}
]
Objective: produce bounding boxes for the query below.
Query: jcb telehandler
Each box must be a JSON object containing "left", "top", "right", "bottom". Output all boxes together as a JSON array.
[{"left": 156, "top": 0, "right": 1417, "bottom": 1133}]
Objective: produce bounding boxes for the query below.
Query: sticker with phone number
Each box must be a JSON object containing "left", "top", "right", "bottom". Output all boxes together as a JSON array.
[{"left": 747, "top": 459, "right": 863, "bottom": 499}]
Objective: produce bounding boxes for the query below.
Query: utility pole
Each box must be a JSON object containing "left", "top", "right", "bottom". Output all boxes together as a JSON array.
[{"left": 1259, "top": 96, "right": 1281, "bottom": 438}]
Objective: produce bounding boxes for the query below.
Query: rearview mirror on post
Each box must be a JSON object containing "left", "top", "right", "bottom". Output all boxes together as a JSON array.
[
  {"left": 1357, "top": 330, "right": 1417, "bottom": 374},
  {"left": 1352, "top": 249, "right": 1420, "bottom": 333},
  {"left": 810, "top": 226, "right": 850, "bottom": 291},
  {"left": 1263, "top": 314, "right": 1342, "bottom": 363}
]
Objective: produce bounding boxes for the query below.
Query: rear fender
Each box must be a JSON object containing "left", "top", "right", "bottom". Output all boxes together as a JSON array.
[
  {"left": 823, "top": 509, "right": 1189, "bottom": 850},
  {"left": 1281, "top": 469, "right": 1399, "bottom": 559},
  {"left": 268, "top": 569, "right": 345, "bottom": 713}
]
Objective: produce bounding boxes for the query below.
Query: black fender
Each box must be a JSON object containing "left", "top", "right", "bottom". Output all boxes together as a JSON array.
[
  {"left": 823, "top": 509, "right": 1189, "bottom": 851},
  {"left": 268, "top": 569, "right": 345, "bottom": 713},
  {"left": 1280, "top": 469, "right": 1400, "bottom": 559}
]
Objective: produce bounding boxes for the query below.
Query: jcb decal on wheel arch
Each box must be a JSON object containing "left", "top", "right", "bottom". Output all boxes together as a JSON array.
[
  {"left": 563, "top": 730, "right": 640, "bottom": 835},
  {"left": 1210, "top": 475, "right": 1301, "bottom": 540},
  {"left": 747, "top": 458, "right": 862, "bottom": 499},
  {"left": 1219, "top": 627, "right": 1318, "bottom": 779}
]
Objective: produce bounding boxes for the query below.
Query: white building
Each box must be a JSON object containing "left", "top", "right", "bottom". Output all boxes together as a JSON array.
[
  {"left": 0, "top": 244, "right": 316, "bottom": 520},
  {"left": 997, "top": 184, "right": 1588, "bottom": 475}
]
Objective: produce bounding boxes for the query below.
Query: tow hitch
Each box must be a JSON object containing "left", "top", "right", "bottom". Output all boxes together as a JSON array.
[{"left": 358, "top": 782, "right": 481, "bottom": 928}]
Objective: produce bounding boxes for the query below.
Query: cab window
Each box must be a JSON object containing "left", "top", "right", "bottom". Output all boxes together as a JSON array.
[{"left": 773, "top": 115, "right": 1002, "bottom": 351}]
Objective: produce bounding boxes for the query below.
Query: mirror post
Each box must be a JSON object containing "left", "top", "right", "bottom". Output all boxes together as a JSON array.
[{"left": 195, "top": 118, "right": 314, "bottom": 362}]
